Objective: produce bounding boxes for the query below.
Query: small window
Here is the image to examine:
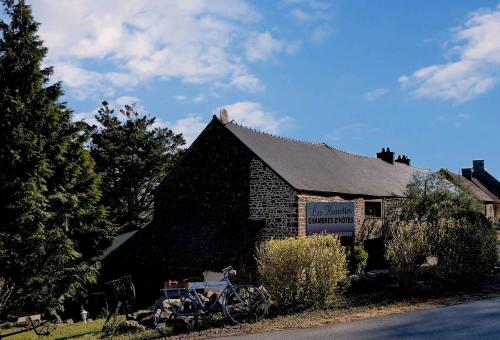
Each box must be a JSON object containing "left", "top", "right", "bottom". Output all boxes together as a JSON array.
[{"left": 365, "top": 201, "right": 381, "bottom": 218}]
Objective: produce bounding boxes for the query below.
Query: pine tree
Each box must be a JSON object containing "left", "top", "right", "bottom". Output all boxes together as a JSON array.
[
  {"left": 90, "top": 102, "right": 185, "bottom": 232},
  {"left": 0, "top": 0, "right": 113, "bottom": 315}
]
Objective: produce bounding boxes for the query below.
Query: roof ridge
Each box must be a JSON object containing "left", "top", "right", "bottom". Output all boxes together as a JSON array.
[
  {"left": 226, "top": 121, "right": 323, "bottom": 146},
  {"left": 322, "top": 143, "right": 376, "bottom": 160}
]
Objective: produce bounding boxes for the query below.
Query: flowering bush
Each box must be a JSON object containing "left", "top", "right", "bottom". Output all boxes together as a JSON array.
[{"left": 256, "top": 234, "right": 348, "bottom": 312}]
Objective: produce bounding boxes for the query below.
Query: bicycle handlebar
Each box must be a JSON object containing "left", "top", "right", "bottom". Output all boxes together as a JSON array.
[{"left": 222, "top": 266, "right": 233, "bottom": 273}]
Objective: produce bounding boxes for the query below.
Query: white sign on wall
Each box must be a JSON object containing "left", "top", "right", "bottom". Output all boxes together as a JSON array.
[{"left": 306, "top": 202, "right": 355, "bottom": 240}]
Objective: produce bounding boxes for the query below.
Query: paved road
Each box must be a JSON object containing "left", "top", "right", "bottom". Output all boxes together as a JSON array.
[{"left": 225, "top": 297, "right": 500, "bottom": 339}]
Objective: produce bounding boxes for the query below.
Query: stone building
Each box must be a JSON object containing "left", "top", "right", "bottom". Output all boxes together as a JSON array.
[
  {"left": 102, "top": 114, "right": 425, "bottom": 301},
  {"left": 441, "top": 161, "right": 500, "bottom": 223}
]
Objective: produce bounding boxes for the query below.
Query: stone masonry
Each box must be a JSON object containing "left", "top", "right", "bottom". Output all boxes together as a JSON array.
[
  {"left": 249, "top": 158, "right": 391, "bottom": 243},
  {"left": 249, "top": 158, "right": 298, "bottom": 240}
]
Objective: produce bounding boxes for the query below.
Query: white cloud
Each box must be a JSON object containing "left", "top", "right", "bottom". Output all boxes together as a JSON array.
[
  {"left": 115, "top": 96, "right": 140, "bottom": 106},
  {"left": 227, "top": 72, "right": 265, "bottom": 92},
  {"left": 169, "top": 114, "right": 207, "bottom": 146},
  {"left": 72, "top": 96, "right": 142, "bottom": 127},
  {"left": 400, "top": 5, "right": 500, "bottom": 103},
  {"left": 245, "top": 31, "right": 300, "bottom": 62},
  {"left": 74, "top": 99, "right": 292, "bottom": 147},
  {"left": 51, "top": 62, "right": 115, "bottom": 100},
  {"left": 309, "top": 1, "right": 332, "bottom": 10},
  {"left": 363, "top": 88, "right": 389, "bottom": 101},
  {"left": 220, "top": 101, "right": 293, "bottom": 134},
  {"left": 432, "top": 113, "right": 471, "bottom": 128},
  {"left": 30, "top": 0, "right": 288, "bottom": 99},
  {"left": 311, "top": 25, "right": 333, "bottom": 44},
  {"left": 288, "top": 2, "right": 331, "bottom": 22},
  {"left": 193, "top": 94, "right": 206, "bottom": 103},
  {"left": 175, "top": 95, "right": 187, "bottom": 102},
  {"left": 454, "top": 113, "right": 470, "bottom": 128},
  {"left": 73, "top": 110, "right": 100, "bottom": 127},
  {"left": 291, "top": 8, "right": 314, "bottom": 22}
]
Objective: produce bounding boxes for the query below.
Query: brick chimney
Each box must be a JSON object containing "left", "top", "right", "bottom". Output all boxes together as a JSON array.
[
  {"left": 395, "top": 154, "right": 411, "bottom": 166},
  {"left": 377, "top": 147, "right": 394, "bottom": 164},
  {"left": 473, "top": 160, "right": 484, "bottom": 171},
  {"left": 461, "top": 168, "right": 472, "bottom": 179}
]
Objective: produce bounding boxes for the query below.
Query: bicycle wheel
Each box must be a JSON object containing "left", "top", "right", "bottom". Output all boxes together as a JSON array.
[
  {"left": 34, "top": 321, "right": 57, "bottom": 336},
  {"left": 223, "top": 285, "right": 267, "bottom": 324},
  {"left": 153, "top": 294, "right": 199, "bottom": 335}
]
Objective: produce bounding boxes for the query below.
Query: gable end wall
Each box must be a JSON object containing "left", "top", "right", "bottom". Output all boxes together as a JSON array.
[{"left": 249, "top": 158, "right": 298, "bottom": 240}]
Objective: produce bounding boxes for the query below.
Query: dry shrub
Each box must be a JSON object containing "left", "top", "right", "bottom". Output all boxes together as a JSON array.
[
  {"left": 256, "top": 234, "right": 348, "bottom": 312},
  {"left": 385, "top": 221, "right": 428, "bottom": 292}
]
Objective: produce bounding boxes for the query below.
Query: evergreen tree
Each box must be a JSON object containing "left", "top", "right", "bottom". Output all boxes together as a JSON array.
[
  {"left": 90, "top": 102, "right": 185, "bottom": 232},
  {"left": 0, "top": 0, "right": 113, "bottom": 315}
]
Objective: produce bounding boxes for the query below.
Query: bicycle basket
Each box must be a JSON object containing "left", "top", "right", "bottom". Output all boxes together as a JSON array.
[{"left": 105, "top": 275, "right": 136, "bottom": 302}]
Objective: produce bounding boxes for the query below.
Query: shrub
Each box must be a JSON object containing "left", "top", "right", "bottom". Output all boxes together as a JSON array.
[
  {"left": 385, "top": 172, "right": 497, "bottom": 292},
  {"left": 430, "top": 212, "right": 497, "bottom": 285},
  {"left": 385, "top": 221, "right": 428, "bottom": 292},
  {"left": 0, "top": 278, "right": 14, "bottom": 317},
  {"left": 256, "top": 234, "right": 348, "bottom": 312},
  {"left": 347, "top": 246, "right": 369, "bottom": 275}
]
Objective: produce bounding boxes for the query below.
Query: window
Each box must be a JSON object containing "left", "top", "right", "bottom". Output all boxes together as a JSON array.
[{"left": 365, "top": 201, "right": 382, "bottom": 218}]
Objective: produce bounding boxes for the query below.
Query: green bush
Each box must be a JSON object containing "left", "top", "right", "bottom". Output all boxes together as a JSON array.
[
  {"left": 347, "top": 246, "right": 369, "bottom": 275},
  {"left": 385, "top": 173, "right": 497, "bottom": 292},
  {"left": 430, "top": 212, "right": 497, "bottom": 285},
  {"left": 256, "top": 234, "right": 348, "bottom": 312}
]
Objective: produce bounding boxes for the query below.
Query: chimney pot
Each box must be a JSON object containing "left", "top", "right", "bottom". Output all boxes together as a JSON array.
[
  {"left": 219, "top": 108, "right": 229, "bottom": 124},
  {"left": 377, "top": 147, "right": 395, "bottom": 164},
  {"left": 462, "top": 168, "right": 472, "bottom": 179},
  {"left": 395, "top": 154, "right": 411, "bottom": 166},
  {"left": 473, "top": 160, "right": 484, "bottom": 171}
]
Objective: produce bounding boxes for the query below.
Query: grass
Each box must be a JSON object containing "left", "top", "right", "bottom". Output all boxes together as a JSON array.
[
  {"left": 1, "top": 291, "right": 498, "bottom": 339},
  {"left": 0, "top": 319, "right": 104, "bottom": 340},
  {"left": 0, "top": 317, "right": 160, "bottom": 340}
]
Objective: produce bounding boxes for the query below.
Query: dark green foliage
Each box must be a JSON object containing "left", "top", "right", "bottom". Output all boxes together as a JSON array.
[
  {"left": 0, "top": 0, "right": 113, "bottom": 315},
  {"left": 430, "top": 211, "right": 497, "bottom": 286},
  {"left": 347, "top": 245, "right": 369, "bottom": 275},
  {"left": 89, "top": 102, "right": 184, "bottom": 232}
]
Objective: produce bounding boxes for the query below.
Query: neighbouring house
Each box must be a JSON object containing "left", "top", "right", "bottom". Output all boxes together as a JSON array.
[
  {"left": 441, "top": 161, "right": 500, "bottom": 224},
  {"left": 101, "top": 112, "right": 427, "bottom": 303}
]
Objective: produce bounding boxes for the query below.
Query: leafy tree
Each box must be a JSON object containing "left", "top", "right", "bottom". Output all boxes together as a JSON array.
[
  {"left": 90, "top": 102, "right": 185, "bottom": 232},
  {"left": 385, "top": 172, "right": 497, "bottom": 291},
  {"left": 0, "top": 0, "right": 113, "bottom": 315}
]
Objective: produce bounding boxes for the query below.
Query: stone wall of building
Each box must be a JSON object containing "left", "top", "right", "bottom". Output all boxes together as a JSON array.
[
  {"left": 249, "top": 158, "right": 298, "bottom": 240},
  {"left": 103, "top": 118, "right": 262, "bottom": 303}
]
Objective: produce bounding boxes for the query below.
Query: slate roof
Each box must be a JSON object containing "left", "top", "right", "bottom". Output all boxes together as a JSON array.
[
  {"left": 441, "top": 170, "right": 499, "bottom": 203},
  {"left": 94, "top": 221, "right": 151, "bottom": 260},
  {"left": 223, "top": 120, "right": 427, "bottom": 197}
]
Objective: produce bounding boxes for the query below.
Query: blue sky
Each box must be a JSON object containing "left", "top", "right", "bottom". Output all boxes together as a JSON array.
[{"left": 26, "top": 0, "right": 500, "bottom": 176}]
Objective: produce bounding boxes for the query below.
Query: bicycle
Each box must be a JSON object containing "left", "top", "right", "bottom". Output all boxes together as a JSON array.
[
  {"left": 0, "top": 317, "right": 56, "bottom": 339},
  {"left": 152, "top": 266, "right": 267, "bottom": 335}
]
